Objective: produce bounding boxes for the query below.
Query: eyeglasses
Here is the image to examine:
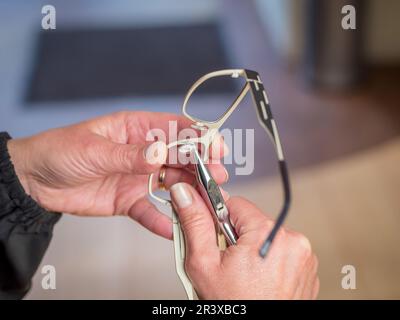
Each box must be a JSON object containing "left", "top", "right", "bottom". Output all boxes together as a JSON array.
[
  {"left": 148, "top": 69, "right": 291, "bottom": 299},
  {"left": 181, "top": 69, "right": 291, "bottom": 257}
]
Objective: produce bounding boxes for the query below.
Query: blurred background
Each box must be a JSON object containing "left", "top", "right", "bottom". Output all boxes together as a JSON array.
[{"left": 0, "top": 0, "right": 399, "bottom": 299}]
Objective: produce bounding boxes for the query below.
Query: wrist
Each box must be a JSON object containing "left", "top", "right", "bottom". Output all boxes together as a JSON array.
[{"left": 7, "top": 138, "right": 32, "bottom": 196}]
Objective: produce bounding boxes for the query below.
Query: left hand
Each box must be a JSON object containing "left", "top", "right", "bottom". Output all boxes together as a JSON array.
[{"left": 7, "top": 111, "right": 228, "bottom": 239}]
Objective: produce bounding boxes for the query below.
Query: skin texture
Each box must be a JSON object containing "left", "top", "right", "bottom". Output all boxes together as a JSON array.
[
  {"left": 7, "top": 111, "right": 228, "bottom": 240},
  {"left": 170, "top": 182, "right": 319, "bottom": 300},
  {"left": 7, "top": 110, "right": 319, "bottom": 299}
]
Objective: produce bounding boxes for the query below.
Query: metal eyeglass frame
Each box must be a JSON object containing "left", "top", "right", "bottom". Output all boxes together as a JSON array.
[{"left": 181, "top": 69, "right": 291, "bottom": 257}]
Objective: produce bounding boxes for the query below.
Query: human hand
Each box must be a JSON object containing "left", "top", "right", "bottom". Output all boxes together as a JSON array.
[
  {"left": 170, "top": 183, "right": 319, "bottom": 299},
  {"left": 7, "top": 111, "right": 228, "bottom": 239}
]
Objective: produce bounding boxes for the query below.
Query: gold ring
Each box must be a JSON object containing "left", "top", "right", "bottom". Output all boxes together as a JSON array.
[{"left": 158, "top": 167, "right": 167, "bottom": 191}]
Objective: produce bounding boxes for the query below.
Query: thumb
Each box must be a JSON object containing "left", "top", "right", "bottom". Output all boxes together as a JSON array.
[
  {"left": 108, "top": 140, "right": 167, "bottom": 174},
  {"left": 170, "top": 183, "right": 220, "bottom": 264},
  {"left": 226, "top": 196, "right": 275, "bottom": 246}
]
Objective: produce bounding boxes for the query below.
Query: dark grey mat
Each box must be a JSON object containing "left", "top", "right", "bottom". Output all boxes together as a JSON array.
[{"left": 26, "top": 23, "right": 235, "bottom": 103}]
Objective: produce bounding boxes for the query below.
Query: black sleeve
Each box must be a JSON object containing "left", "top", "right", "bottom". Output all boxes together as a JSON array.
[{"left": 0, "top": 132, "right": 61, "bottom": 300}]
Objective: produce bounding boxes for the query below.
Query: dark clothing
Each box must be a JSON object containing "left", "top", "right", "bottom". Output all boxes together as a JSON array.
[{"left": 0, "top": 132, "right": 60, "bottom": 299}]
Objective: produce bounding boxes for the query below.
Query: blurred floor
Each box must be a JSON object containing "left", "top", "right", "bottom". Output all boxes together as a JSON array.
[{"left": 229, "top": 138, "right": 400, "bottom": 299}]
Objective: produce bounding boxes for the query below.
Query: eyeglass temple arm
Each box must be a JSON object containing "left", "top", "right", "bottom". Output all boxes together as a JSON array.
[
  {"left": 260, "top": 160, "right": 291, "bottom": 257},
  {"left": 244, "top": 69, "right": 292, "bottom": 258}
]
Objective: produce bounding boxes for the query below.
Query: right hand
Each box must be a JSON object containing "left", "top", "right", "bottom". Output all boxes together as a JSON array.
[
  {"left": 7, "top": 111, "right": 228, "bottom": 240},
  {"left": 170, "top": 183, "right": 319, "bottom": 300}
]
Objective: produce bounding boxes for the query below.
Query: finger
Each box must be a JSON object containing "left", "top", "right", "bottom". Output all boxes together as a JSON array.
[
  {"left": 123, "top": 111, "right": 229, "bottom": 163},
  {"left": 292, "top": 256, "right": 314, "bottom": 300},
  {"left": 159, "top": 167, "right": 195, "bottom": 189},
  {"left": 136, "top": 111, "right": 229, "bottom": 159},
  {"left": 126, "top": 111, "right": 197, "bottom": 148},
  {"left": 185, "top": 162, "right": 228, "bottom": 185},
  {"left": 108, "top": 140, "right": 168, "bottom": 175},
  {"left": 200, "top": 163, "right": 229, "bottom": 184},
  {"left": 128, "top": 196, "right": 173, "bottom": 239},
  {"left": 153, "top": 163, "right": 228, "bottom": 190},
  {"left": 136, "top": 111, "right": 194, "bottom": 140},
  {"left": 168, "top": 132, "right": 228, "bottom": 163},
  {"left": 208, "top": 133, "right": 229, "bottom": 162},
  {"left": 302, "top": 255, "right": 319, "bottom": 299},
  {"left": 165, "top": 139, "right": 229, "bottom": 169},
  {"left": 312, "top": 277, "right": 320, "bottom": 300},
  {"left": 193, "top": 184, "right": 230, "bottom": 204},
  {"left": 226, "top": 196, "right": 272, "bottom": 237},
  {"left": 170, "top": 183, "right": 220, "bottom": 265}
]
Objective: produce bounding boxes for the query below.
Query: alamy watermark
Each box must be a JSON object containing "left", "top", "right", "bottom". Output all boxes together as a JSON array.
[
  {"left": 341, "top": 5, "right": 356, "bottom": 30},
  {"left": 41, "top": 264, "right": 56, "bottom": 290},
  {"left": 341, "top": 265, "right": 356, "bottom": 290},
  {"left": 41, "top": 5, "right": 56, "bottom": 30},
  {"left": 145, "top": 121, "right": 255, "bottom": 175}
]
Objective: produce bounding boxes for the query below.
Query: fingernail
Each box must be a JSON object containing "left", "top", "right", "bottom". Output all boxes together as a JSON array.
[
  {"left": 218, "top": 133, "right": 230, "bottom": 157},
  {"left": 222, "top": 139, "right": 229, "bottom": 157},
  {"left": 144, "top": 141, "right": 167, "bottom": 165},
  {"left": 211, "top": 133, "right": 230, "bottom": 158},
  {"left": 223, "top": 166, "right": 229, "bottom": 183},
  {"left": 170, "top": 183, "right": 192, "bottom": 209},
  {"left": 220, "top": 188, "right": 230, "bottom": 201}
]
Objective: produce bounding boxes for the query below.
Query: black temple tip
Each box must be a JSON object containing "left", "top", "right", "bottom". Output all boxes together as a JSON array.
[{"left": 259, "top": 240, "right": 272, "bottom": 258}]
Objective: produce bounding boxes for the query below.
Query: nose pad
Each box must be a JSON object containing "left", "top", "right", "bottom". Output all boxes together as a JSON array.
[
  {"left": 190, "top": 122, "right": 208, "bottom": 131},
  {"left": 177, "top": 143, "right": 195, "bottom": 154},
  {"left": 177, "top": 143, "right": 197, "bottom": 165}
]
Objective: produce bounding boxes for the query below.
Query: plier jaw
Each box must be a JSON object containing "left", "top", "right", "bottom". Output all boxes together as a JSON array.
[{"left": 188, "top": 143, "right": 238, "bottom": 246}]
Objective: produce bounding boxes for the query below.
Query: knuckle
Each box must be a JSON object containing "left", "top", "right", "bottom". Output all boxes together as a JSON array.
[
  {"left": 116, "top": 145, "right": 133, "bottom": 170},
  {"left": 256, "top": 219, "right": 275, "bottom": 235},
  {"left": 254, "top": 222, "right": 286, "bottom": 247},
  {"left": 260, "top": 219, "right": 274, "bottom": 230},
  {"left": 286, "top": 232, "right": 313, "bottom": 263},
  {"left": 180, "top": 210, "right": 206, "bottom": 231},
  {"left": 185, "top": 255, "right": 204, "bottom": 275},
  {"left": 313, "top": 278, "right": 320, "bottom": 300},
  {"left": 293, "top": 232, "right": 312, "bottom": 254},
  {"left": 142, "top": 158, "right": 157, "bottom": 172},
  {"left": 185, "top": 254, "right": 217, "bottom": 282},
  {"left": 275, "top": 226, "right": 287, "bottom": 241},
  {"left": 114, "top": 110, "right": 131, "bottom": 119},
  {"left": 312, "top": 253, "right": 319, "bottom": 269}
]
